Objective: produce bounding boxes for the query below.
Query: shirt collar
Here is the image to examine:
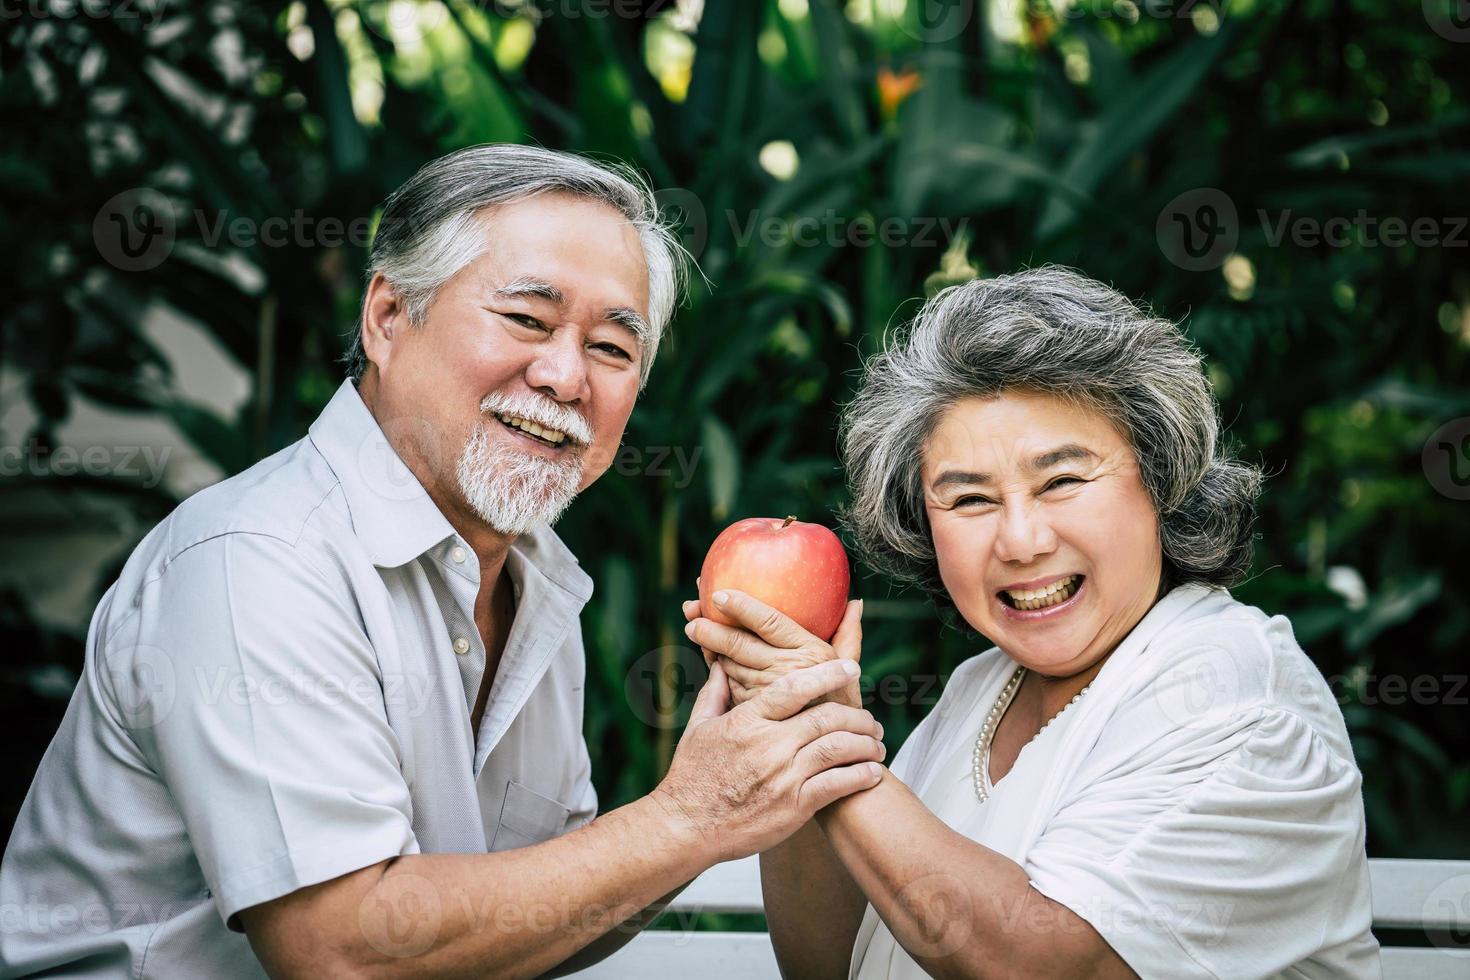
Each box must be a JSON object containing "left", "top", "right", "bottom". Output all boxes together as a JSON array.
[
  {"left": 309, "top": 379, "right": 458, "bottom": 568},
  {"left": 308, "top": 379, "right": 591, "bottom": 601}
]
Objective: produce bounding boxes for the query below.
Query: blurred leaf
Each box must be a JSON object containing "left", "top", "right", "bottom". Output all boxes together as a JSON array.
[
  {"left": 699, "top": 414, "right": 740, "bottom": 522},
  {"left": 1035, "top": 20, "right": 1238, "bottom": 239},
  {"left": 164, "top": 401, "right": 248, "bottom": 475},
  {"left": 1346, "top": 574, "right": 1442, "bottom": 652}
]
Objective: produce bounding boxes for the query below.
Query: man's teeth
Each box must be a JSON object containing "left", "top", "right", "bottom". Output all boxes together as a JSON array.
[
  {"left": 1004, "top": 575, "right": 1082, "bottom": 611},
  {"left": 494, "top": 412, "right": 566, "bottom": 445}
]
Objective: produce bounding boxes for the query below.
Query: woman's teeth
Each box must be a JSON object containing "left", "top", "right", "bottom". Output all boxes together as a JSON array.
[
  {"left": 494, "top": 412, "right": 567, "bottom": 445},
  {"left": 1003, "top": 575, "right": 1082, "bottom": 611}
]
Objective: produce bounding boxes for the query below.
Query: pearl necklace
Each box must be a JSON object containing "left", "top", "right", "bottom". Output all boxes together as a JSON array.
[{"left": 971, "top": 666, "right": 1092, "bottom": 804}]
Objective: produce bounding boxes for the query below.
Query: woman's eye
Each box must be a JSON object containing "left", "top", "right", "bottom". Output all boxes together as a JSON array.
[
  {"left": 1043, "top": 476, "right": 1083, "bottom": 492},
  {"left": 954, "top": 495, "right": 994, "bottom": 508}
]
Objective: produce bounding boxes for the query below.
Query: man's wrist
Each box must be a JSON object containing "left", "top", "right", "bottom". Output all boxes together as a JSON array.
[
  {"left": 817, "top": 679, "right": 864, "bottom": 710},
  {"left": 637, "top": 788, "right": 719, "bottom": 875}
]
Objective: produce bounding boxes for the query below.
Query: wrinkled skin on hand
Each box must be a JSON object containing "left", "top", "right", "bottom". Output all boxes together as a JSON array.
[
  {"left": 651, "top": 657, "right": 885, "bottom": 863},
  {"left": 682, "top": 583, "right": 865, "bottom": 711}
]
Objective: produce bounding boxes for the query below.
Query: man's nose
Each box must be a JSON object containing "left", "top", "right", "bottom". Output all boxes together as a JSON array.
[
  {"left": 525, "top": 330, "right": 590, "bottom": 403},
  {"left": 993, "top": 497, "right": 1057, "bottom": 565}
]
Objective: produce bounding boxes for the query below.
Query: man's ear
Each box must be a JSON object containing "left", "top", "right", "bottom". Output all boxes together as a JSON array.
[{"left": 360, "top": 273, "right": 406, "bottom": 376}]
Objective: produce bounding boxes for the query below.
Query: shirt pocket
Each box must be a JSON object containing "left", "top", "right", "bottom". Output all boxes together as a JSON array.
[{"left": 490, "top": 779, "right": 573, "bottom": 852}]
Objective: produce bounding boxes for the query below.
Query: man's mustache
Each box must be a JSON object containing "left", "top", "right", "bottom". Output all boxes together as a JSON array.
[{"left": 479, "top": 394, "right": 593, "bottom": 447}]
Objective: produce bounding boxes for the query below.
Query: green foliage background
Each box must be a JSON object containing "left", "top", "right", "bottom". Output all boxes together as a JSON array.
[{"left": 2, "top": 0, "right": 1467, "bottom": 859}]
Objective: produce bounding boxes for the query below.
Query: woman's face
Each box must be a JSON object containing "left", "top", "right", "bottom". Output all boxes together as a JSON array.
[{"left": 921, "top": 390, "right": 1164, "bottom": 677}]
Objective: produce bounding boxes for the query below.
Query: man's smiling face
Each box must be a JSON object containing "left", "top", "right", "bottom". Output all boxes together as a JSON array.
[{"left": 359, "top": 191, "right": 651, "bottom": 537}]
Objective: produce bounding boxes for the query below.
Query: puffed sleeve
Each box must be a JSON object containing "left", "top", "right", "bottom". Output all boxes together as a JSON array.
[
  {"left": 1025, "top": 706, "right": 1374, "bottom": 978},
  {"left": 99, "top": 532, "right": 419, "bottom": 932}
]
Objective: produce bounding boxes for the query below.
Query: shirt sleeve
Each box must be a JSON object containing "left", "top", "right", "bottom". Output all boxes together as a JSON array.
[
  {"left": 99, "top": 532, "right": 419, "bottom": 932},
  {"left": 563, "top": 733, "right": 599, "bottom": 833},
  {"left": 1024, "top": 707, "right": 1370, "bottom": 979}
]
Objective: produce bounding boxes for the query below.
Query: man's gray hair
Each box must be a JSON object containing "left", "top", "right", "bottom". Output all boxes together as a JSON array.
[
  {"left": 342, "top": 143, "right": 687, "bottom": 389},
  {"left": 839, "top": 265, "right": 1262, "bottom": 606}
]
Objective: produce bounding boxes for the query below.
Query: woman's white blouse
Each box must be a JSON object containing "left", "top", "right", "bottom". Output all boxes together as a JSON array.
[{"left": 849, "top": 584, "right": 1382, "bottom": 980}]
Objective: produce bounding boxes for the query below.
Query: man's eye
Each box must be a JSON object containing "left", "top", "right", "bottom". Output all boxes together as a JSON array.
[
  {"left": 506, "top": 313, "right": 547, "bottom": 331},
  {"left": 594, "top": 343, "right": 632, "bottom": 361},
  {"left": 1043, "top": 476, "right": 1083, "bottom": 492}
]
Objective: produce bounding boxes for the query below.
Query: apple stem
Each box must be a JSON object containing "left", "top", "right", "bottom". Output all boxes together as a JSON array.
[{"left": 782, "top": 515, "right": 797, "bottom": 528}]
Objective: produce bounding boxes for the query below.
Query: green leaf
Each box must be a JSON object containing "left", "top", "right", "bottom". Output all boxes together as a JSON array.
[
  {"left": 1345, "top": 573, "right": 1442, "bottom": 651},
  {"left": 1035, "top": 21, "right": 1238, "bottom": 240},
  {"left": 805, "top": 0, "right": 867, "bottom": 143},
  {"left": 305, "top": 0, "right": 368, "bottom": 175},
  {"left": 164, "top": 401, "right": 249, "bottom": 475},
  {"left": 700, "top": 414, "right": 740, "bottom": 522},
  {"left": 595, "top": 555, "right": 639, "bottom": 665}
]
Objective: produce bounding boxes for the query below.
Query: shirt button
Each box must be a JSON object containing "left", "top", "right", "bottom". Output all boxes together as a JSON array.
[
  {"left": 451, "top": 546, "right": 467, "bottom": 564},
  {"left": 453, "top": 637, "right": 470, "bottom": 655}
]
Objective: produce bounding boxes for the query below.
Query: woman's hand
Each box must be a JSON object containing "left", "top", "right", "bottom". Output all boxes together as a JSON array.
[{"left": 682, "top": 587, "right": 864, "bottom": 710}]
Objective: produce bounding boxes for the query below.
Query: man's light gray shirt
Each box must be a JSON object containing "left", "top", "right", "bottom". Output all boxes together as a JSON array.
[{"left": 1, "top": 379, "right": 598, "bottom": 977}]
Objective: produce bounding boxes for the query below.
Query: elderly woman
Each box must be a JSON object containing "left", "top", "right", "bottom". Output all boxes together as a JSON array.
[{"left": 682, "top": 267, "right": 1379, "bottom": 979}]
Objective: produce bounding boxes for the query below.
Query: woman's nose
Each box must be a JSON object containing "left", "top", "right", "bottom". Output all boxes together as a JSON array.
[{"left": 993, "top": 498, "right": 1057, "bottom": 565}]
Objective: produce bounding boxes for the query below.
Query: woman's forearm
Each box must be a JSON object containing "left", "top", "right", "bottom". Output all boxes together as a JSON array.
[
  {"left": 760, "top": 816, "right": 869, "bottom": 980},
  {"left": 814, "top": 770, "right": 1133, "bottom": 979}
]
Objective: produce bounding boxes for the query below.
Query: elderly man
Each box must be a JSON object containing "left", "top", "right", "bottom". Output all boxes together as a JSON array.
[{"left": 0, "top": 145, "right": 886, "bottom": 978}]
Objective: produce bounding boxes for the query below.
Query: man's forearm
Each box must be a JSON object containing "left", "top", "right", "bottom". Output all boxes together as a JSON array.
[
  {"left": 540, "top": 879, "right": 693, "bottom": 978},
  {"left": 352, "top": 793, "right": 713, "bottom": 979},
  {"left": 759, "top": 817, "right": 869, "bottom": 980}
]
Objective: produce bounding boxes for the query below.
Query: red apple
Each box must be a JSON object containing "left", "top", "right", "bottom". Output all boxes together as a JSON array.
[{"left": 699, "top": 516, "right": 851, "bottom": 642}]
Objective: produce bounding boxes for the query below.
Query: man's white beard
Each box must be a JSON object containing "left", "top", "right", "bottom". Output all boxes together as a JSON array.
[{"left": 455, "top": 417, "right": 585, "bottom": 536}]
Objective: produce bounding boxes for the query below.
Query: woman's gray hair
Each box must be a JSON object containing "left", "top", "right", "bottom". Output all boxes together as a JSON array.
[
  {"left": 839, "top": 265, "right": 1262, "bottom": 605},
  {"left": 342, "top": 143, "right": 688, "bottom": 389}
]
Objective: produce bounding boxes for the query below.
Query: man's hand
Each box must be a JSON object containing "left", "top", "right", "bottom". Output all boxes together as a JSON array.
[
  {"left": 651, "top": 658, "right": 885, "bottom": 864},
  {"left": 682, "top": 588, "right": 864, "bottom": 709}
]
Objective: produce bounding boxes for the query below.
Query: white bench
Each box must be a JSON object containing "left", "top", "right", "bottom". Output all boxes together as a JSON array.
[{"left": 572, "top": 856, "right": 1470, "bottom": 978}]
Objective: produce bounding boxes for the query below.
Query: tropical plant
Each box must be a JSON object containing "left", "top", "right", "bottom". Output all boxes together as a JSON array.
[{"left": 3, "top": 0, "right": 1466, "bottom": 858}]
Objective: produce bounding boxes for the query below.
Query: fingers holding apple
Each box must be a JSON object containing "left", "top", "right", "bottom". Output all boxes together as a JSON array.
[
  {"left": 698, "top": 516, "right": 850, "bottom": 642},
  {"left": 717, "top": 655, "right": 771, "bottom": 707},
  {"left": 689, "top": 515, "right": 859, "bottom": 707},
  {"left": 687, "top": 591, "right": 865, "bottom": 709},
  {"left": 682, "top": 598, "right": 714, "bottom": 667},
  {"left": 686, "top": 591, "right": 800, "bottom": 666},
  {"left": 725, "top": 669, "right": 753, "bottom": 707}
]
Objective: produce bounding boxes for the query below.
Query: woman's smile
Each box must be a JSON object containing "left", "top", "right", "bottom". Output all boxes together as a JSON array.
[{"left": 996, "top": 572, "right": 1087, "bottom": 620}]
